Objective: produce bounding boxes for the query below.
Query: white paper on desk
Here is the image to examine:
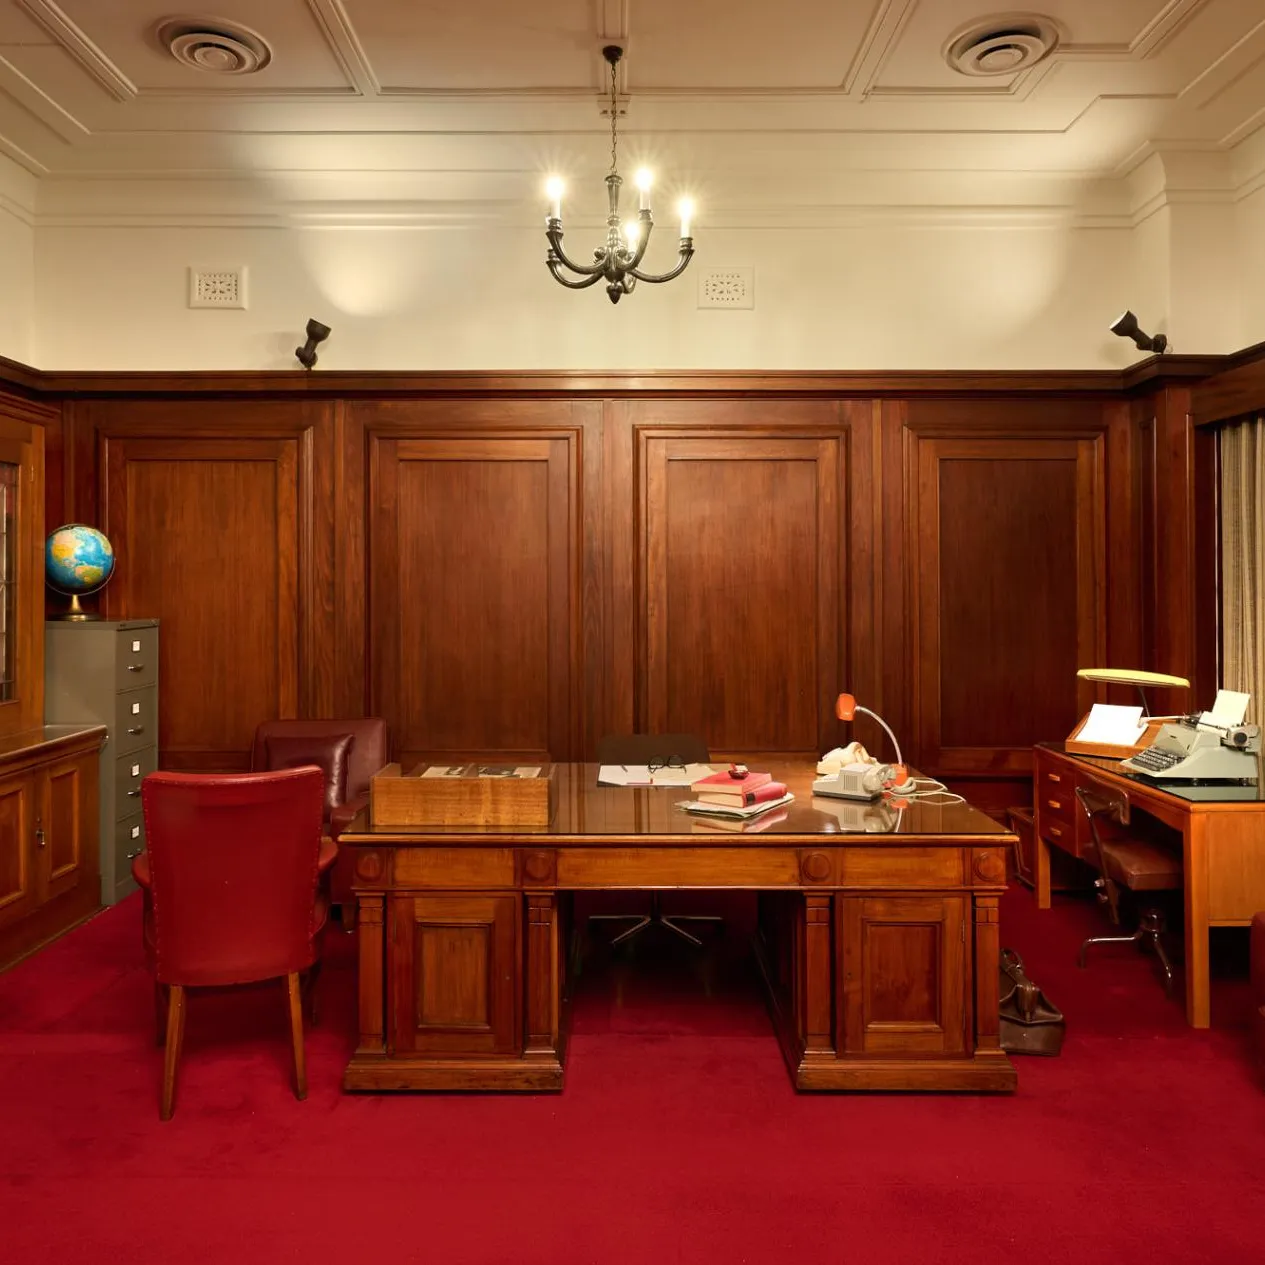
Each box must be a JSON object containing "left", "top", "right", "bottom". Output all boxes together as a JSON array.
[
  {"left": 1075, "top": 703, "right": 1146, "bottom": 746},
  {"left": 1198, "top": 689, "right": 1250, "bottom": 731},
  {"left": 597, "top": 763, "right": 715, "bottom": 788}
]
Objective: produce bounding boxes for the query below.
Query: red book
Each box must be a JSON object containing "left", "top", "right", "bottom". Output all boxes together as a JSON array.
[
  {"left": 690, "top": 769, "right": 773, "bottom": 795},
  {"left": 696, "top": 781, "right": 787, "bottom": 807}
]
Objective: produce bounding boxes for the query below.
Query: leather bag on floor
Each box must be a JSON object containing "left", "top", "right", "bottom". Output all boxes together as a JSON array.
[{"left": 999, "top": 948, "right": 1065, "bottom": 1056}]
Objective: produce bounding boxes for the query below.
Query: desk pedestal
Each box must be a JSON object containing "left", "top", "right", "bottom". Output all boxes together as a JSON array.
[{"left": 342, "top": 838, "right": 1017, "bottom": 1094}]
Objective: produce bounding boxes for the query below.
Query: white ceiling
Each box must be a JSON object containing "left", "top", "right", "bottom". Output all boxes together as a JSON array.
[{"left": 1, "top": 0, "right": 1263, "bottom": 219}]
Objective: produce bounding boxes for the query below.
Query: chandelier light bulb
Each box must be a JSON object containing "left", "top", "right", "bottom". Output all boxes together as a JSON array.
[
  {"left": 635, "top": 168, "right": 653, "bottom": 210},
  {"left": 623, "top": 221, "right": 641, "bottom": 247},
  {"left": 545, "top": 176, "right": 564, "bottom": 220},
  {"left": 678, "top": 197, "right": 695, "bottom": 238}
]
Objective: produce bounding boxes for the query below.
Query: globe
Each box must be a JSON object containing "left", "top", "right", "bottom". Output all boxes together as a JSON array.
[{"left": 46, "top": 523, "right": 116, "bottom": 620}]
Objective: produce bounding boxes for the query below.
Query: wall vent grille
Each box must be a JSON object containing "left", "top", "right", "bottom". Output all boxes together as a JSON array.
[
  {"left": 698, "top": 267, "right": 754, "bottom": 309},
  {"left": 188, "top": 267, "right": 247, "bottom": 309}
]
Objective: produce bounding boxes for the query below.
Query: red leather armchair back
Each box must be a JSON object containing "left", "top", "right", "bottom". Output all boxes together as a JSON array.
[
  {"left": 250, "top": 718, "right": 389, "bottom": 799},
  {"left": 141, "top": 768, "right": 326, "bottom": 987}
]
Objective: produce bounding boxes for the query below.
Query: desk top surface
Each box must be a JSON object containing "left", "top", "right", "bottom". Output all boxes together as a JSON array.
[
  {"left": 344, "top": 760, "right": 1011, "bottom": 842},
  {"left": 1038, "top": 742, "right": 1264, "bottom": 805}
]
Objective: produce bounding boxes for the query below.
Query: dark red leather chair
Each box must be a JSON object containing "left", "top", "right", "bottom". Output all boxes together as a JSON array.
[
  {"left": 131, "top": 767, "right": 334, "bottom": 1120},
  {"left": 1252, "top": 912, "right": 1265, "bottom": 1079},
  {"left": 250, "top": 718, "right": 389, "bottom": 927}
]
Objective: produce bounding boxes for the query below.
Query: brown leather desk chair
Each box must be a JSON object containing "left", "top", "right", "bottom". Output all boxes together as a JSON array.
[
  {"left": 251, "top": 717, "right": 389, "bottom": 928},
  {"left": 132, "top": 767, "right": 335, "bottom": 1120},
  {"left": 592, "top": 733, "right": 719, "bottom": 947},
  {"left": 1075, "top": 784, "right": 1182, "bottom": 996}
]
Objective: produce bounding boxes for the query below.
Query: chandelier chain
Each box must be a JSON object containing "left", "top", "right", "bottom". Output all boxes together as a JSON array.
[{"left": 608, "top": 55, "right": 618, "bottom": 176}]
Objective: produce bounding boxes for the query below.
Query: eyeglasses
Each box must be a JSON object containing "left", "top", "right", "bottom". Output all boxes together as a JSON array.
[{"left": 647, "top": 755, "right": 686, "bottom": 773}]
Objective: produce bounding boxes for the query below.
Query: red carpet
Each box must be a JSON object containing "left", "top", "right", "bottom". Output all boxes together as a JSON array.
[{"left": 1, "top": 885, "right": 1263, "bottom": 1264}]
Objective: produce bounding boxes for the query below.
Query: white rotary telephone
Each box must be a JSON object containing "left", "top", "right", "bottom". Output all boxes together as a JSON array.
[{"left": 812, "top": 742, "right": 908, "bottom": 801}]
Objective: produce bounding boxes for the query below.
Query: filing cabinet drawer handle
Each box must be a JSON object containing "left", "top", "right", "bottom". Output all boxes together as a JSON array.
[
  {"left": 126, "top": 848, "right": 143, "bottom": 860},
  {"left": 1048, "top": 826, "right": 1063, "bottom": 838},
  {"left": 127, "top": 789, "right": 141, "bottom": 797},
  {"left": 1046, "top": 798, "right": 1061, "bottom": 809},
  {"left": 127, "top": 663, "right": 145, "bottom": 672},
  {"left": 1046, "top": 772, "right": 1062, "bottom": 783},
  {"left": 127, "top": 726, "right": 145, "bottom": 735}
]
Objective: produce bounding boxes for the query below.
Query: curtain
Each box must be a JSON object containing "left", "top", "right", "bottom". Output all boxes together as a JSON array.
[{"left": 1220, "top": 417, "right": 1265, "bottom": 722}]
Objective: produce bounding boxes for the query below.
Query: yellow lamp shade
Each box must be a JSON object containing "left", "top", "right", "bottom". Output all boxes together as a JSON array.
[{"left": 1076, "top": 668, "right": 1190, "bottom": 689}]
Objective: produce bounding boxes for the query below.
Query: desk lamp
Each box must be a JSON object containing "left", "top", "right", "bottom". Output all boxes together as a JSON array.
[
  {"left": 1076, "top": 667, "right": 1190, "bottom": 719},
  {"left": 835, "top": 693, "right": 910, "bottom": 788}
]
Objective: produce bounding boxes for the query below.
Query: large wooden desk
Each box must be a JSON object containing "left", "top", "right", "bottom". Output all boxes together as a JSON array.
[
  {"left": 1033, "top": 742, "right": 1265, "bottom": 1027},
  {"left": 340, "top": 761, "right": 1017, "bottom": 1093}
]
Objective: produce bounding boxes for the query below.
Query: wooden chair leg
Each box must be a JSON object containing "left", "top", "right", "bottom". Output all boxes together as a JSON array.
[
  {"left": 153, "top": 982, "right": 169, "bottom": 1046},
  {"left": 286, "top": 972, "right": 307, "bottom": 1101},
  {"left": 160, "top": 984, "right": 186, "bottom": 1122}
]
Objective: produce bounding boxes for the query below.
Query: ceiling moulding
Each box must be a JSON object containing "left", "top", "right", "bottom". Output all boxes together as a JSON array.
[
  {"left": 0, "top": 52, "right": 90, "bottom": 145},
  {"left": 1056, "top": 0, "right": 1209, "bottom": 60},
  {"left": 15, "top": 0, "right": 136, "bottom": 101},
  {"left": 27, "top": 204, "right": 1119, "bottom": 233},
  {"left": 305, "top": 0, "right": 379, "bottom": 97}
]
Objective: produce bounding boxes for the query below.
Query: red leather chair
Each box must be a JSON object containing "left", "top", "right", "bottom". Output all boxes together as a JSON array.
[
  {"left": 250, "top": 718, "right": 389, "bottom": 927},
  {"left": 131, "top": 767, "right": 335, "bottom": 1120},
  {"left": 1252, "top": 912, "right": 1265, "bottom": 1079}
]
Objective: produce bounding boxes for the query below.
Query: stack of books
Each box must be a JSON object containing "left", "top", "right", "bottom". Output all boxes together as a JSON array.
[{"left": 679, "top": 768, "right": 794, "bottom": 821}]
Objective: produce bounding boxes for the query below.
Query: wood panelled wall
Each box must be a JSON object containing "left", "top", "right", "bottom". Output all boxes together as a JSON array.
[{"left": 9, "top": 367, "right": 1222, "bottom": 814}]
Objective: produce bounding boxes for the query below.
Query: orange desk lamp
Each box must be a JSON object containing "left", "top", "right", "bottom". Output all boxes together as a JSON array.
[{"left": 835, "top": 693, "right": 910, "bottom": 789}]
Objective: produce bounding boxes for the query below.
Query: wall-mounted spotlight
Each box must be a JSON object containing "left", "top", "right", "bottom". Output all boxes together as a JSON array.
[
  {"left": 294, "top": 318, "right": 331, "bottom": 370},
  {"left": 1109, "top": 310, "right": 1168, "bottom": 354}
]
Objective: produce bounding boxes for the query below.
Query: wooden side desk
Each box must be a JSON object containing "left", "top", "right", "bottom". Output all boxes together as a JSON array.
[
  {"left": 1033, "top": 742, "right": 1265, "bottom": 1027},
  {"left": 339, "top": 761, "right": 1018, "bottom": 1094}
]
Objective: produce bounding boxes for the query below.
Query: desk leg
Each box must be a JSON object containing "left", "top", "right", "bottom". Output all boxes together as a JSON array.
[
  {"left": 525, "top": 892, "right": 561, "bottom": 1059},
  {"left": 1184, "top": 819, "right": 1211, "bottom": 1028},
  {"left": 355, "top": 895, "right": 385, "bottom": 1055},
  {"left": 1035, "top": 834, "right": 1052, "bottom": 910},
  {"left": 803, "top": 893, "right": 835, "bottom": 1060}
]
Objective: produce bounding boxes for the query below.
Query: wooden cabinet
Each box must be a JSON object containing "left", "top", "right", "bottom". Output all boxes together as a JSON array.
[
  {"left": 837, "top": 894, "right": 967, "bottom": 1055},
  {"left": 0, "top": 726, "right": 106, "bottom": 971},
  {"left": 388, "top": 892, "right": 521, "bottom": 1057},
  {"left": 45, "top": 620, "right": 160, "bottom": 905}
]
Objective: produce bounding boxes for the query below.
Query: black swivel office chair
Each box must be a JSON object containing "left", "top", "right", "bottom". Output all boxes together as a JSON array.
[
  {"left": 591, "top": 733, "right": 720, "bottom": 947},
  {"left": 1074, "top": 784, "right": 1182, "bottom": 996}
]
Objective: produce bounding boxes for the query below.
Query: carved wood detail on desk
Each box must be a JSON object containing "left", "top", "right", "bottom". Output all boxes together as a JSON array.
[
  {"left": 802, "top": 893, "right": 835, "bottom": 1056},
  {"left": 974, "top": 896, "right": 1002, "bottom": 1051},
  {"left": 799, "top": 850, "right": 833, "bottom": 884},
  {"left": 525, "top": 892, "right": 561, "bottom": 1058},
  {"left": 355, "top": 895, "right": 385, "bottom": 1056},
  {"left": 519, "top": 849, "right": 557, "bottom": 886}
]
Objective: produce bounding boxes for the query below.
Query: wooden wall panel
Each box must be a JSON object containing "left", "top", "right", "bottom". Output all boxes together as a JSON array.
[
  {"left": 627, "top": 401, "right": 846, "bottom": 756},
  {"left": 71, "top": 400, "right": 334, "bottom": 770},
  {"left": 906, "top": 404, "right": 1107, "bottom": 777},
  {"left": 355, "top": 401, "right": 586, "bottom": 765}
]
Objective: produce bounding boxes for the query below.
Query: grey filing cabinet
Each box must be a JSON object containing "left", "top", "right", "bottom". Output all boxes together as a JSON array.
[{"left": 45, "top": 620, "right": 159, "bottom": 905}]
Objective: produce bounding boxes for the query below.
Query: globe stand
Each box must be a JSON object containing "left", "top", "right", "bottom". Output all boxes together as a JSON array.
[{"left": 54, "top": 593, "right": 101, "bottom": 622}]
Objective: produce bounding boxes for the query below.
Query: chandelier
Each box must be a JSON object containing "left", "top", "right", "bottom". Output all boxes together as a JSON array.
[{"left": 543, "top": 45, "right": 694, "bottom": 304}]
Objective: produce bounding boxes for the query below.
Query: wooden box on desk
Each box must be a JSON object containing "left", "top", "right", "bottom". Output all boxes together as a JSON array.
[
  {"left": 370, "top": 763, "right": 554, "bottom": 827},
  {"left": 1064, "top": 713, "right": 1163, "bottom": 759}
]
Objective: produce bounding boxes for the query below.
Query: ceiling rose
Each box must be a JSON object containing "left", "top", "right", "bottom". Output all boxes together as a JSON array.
[
  {"left": 944, "top": 14, "right": 1059, "bottom": 77},
  {"left": 155, "top": 17, "right": 272, "bottom": 75}
]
